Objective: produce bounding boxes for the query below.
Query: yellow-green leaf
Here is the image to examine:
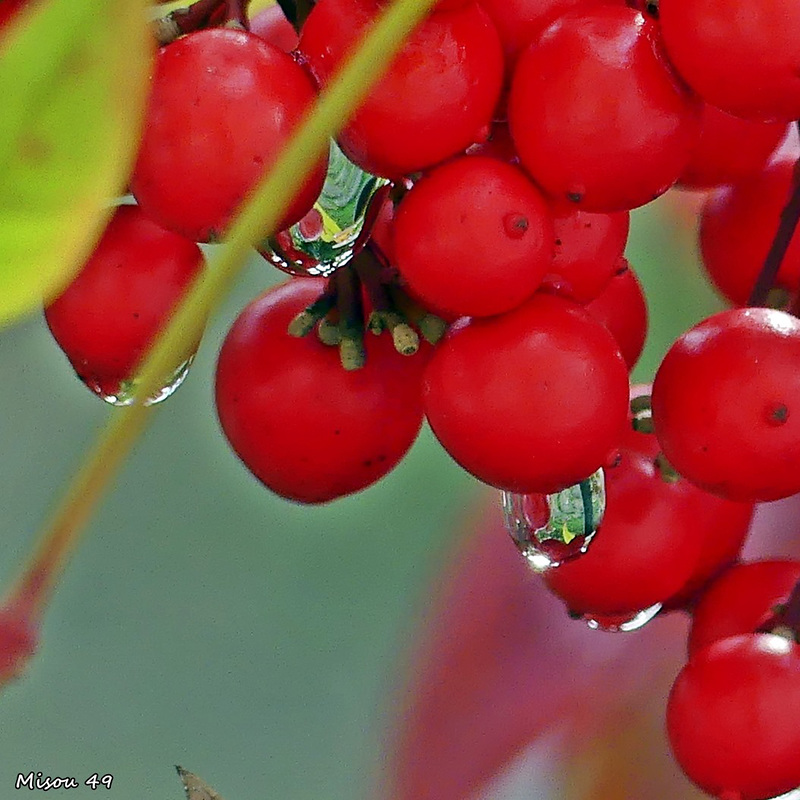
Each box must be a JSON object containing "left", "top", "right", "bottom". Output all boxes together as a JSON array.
[{"left": 0, "top": 0, "right": 153, "bottom": 328}]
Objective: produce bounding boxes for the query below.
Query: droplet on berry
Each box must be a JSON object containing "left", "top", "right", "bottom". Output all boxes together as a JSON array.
[
  {"left": 87, "top": 354, "right": 196, "bottom": 407},
  {"left": 581, "top": 603, "right": 662, "bottom": 633},
  {"left": 502, "top": 468, "right": 606, "bottom": 571},
  {"left": 259, "top": 140, "right": 389, "bottom": 277}
]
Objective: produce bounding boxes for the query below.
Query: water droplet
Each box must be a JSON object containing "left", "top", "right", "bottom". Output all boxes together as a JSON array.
[
  {"left": 82, "top": 354, "right": 196, "bottom": 407},
  {"left": 581, "top": 603, "right": 662, "bottom": 633},
  {"left": 260, "top": 140, "right": 389, "bottom": 277},
  {"left": 502, "top": 468, "right": 606, "bottom": 571}
]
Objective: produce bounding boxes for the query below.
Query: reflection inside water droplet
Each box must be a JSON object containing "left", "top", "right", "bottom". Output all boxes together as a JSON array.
[
  {"left": 502, "top": 469, "right": 606, "bottom": 571},
  {"left": 260, "top": 140, "right": 389, "bottom": 277},
  {"left": 82, "top": 354, "right": 195, "bottom": 407}
]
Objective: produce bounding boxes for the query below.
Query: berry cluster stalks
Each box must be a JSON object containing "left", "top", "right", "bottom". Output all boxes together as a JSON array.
[
  {"left": 153, "top": 0, "right": 313, "bottom": 44},
  {"left": 0, "top": 0, "right": 439, "bottom": 687}
]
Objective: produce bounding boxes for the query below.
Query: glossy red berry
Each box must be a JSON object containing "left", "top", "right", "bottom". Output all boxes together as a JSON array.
[
  {"left": 544, "top": 448, "right": 751, "bottom": 618},
  {"left": 508, "top": 6, "right": 701, "bottom": 212},
  {"left": 667, "top": 634, "right": 800, "bottom": 800},
  {"left": 215, "top": 279, "right": 428, "bottom": 504},
  {"left": 652, "top": 308, "right": 800, "bottom": 502},
  {"left": 584, "top": 259, "right": 648, "bottom": 372},
  {"left": 131, "top": 29, "right": 326, "bottom": 243},
  {"left": 659, "top": 0, "right": 800, "bottom": 122},
  {"left": 423, "top": 292, "right": 629, "bottom": 494},
  {"left": 44, "top": 205, "right": 204, "bottom": 404},
  {"left": 700, "top": 158, "right": 800, "bottom": 306},
  {"left": 393, "top": 156, "right": 554, "bottom": 318},
  {"left": 678, "top": 105, "right": 788, "bottom": 189},
  {"left": 544, "top": 208, "right": 630, "bottom": 303},
  {"left": 298, "top": 0, "right": 504, "bottom": 177},
  {"left": 689, "top": 560, "right": 800, "bottom": 657},
  {"left": 478, "top": 0, "right": 608, "bottom": 66}
]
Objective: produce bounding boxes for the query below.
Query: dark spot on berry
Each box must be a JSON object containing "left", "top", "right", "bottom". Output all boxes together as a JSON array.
[
  {"left": 767, "top": 403, "right": 789, "bottom": 425},
  {"left": 133, "top": 312, "right": 140, "bottom": 319},
  {"left": 567, "top": 192, "right": 582, "bottom": 204},
  {"left": 363, "top": 459, "right": 373, "bottom": 468},
  {"left": 504, "top": 213, "right": 529, "bottom": 239},
  {"left": 554, "top": 238, "right": 562, "bottom": 246}
]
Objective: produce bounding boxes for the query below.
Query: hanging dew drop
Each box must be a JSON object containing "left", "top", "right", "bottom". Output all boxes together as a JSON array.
[
  {"left": 581, "top": 603, "right": 663, "bottom": 633},
  {"left": 259, "top": 140, "right": 390, "bottom": 277},
  {"left": 82, "top": 354, "right": 196, "bottom": 407},
  {"left": 502, "top": 468, "right": 606, "bottom": 571}
]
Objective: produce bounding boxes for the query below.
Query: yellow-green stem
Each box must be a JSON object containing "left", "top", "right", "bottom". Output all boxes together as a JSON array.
[{"left": 6, "top": 0, "right": 438, "bottom": 616}]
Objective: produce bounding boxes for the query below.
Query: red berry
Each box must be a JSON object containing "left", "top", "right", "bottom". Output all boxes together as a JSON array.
[
  {"left": 544, "top": 208, "right": 630, "bottom": 303},
  {"left": 667, "top": 634, "right": 800, "bottom": 800},
  {"left": 45, "top": 205, "right": 204, "bottom": 405},
  {"left": 689, "top": 560, "right": 800, "bottom": 657},
  {"left": 700, "top": 158, "right": 800, "bottom": 306},
  {"left": 652, "top": 307, "right": 800, "bottom": 502},
  {"left": 249, "top": 4, "right": 300, "bottom": 52},
  {"left": 299, "top": 0, "right": 504, "bottom": 177},
  {"left": 678, "top": 105, "right": 788, "bottom": 189},
  {"left": 659, "top": 0, "right": 800, "bottom": 122},
  {"left": 508, "top": 6, "right": 701, "bottom": 211},
  {"left": 215, "top": 279, "right": 428, "bottom": 504},
  {"left": 393, "top": 156, "right": 554, "bottom": 318},
  {"left": 131, "top": 29, "right": 326, "bottom": 243},
  {"left": 478, "top": 0, "right": 608, "bottom": 66},
  {"left": 545, "top": 448, "right": 749, "bottom": 617},
  {"left": 423, "top": 292, "right": 629, "bottom": 494},
  {"left": 585, "top": 259, "right": 648, "bottom": 371}
]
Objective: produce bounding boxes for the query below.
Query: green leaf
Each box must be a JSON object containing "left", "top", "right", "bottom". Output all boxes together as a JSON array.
[{"left": 0, "top": 0, "right": 153, "bottom": 328}]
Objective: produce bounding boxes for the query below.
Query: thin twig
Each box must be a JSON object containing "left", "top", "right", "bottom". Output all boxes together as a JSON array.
[{"left": 748, "top": 120, "right": 800, "bottom": 307}]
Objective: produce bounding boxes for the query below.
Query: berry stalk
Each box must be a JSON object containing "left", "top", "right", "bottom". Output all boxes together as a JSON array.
[
  {"left": 153, "top": 0, "right": 252, "bottom": 45},
  {"left": 1, "top": 0, "right": 440, "bottom": 681},
  {"left": 747, "top": 119, "right": 800, "bottom": 306}
]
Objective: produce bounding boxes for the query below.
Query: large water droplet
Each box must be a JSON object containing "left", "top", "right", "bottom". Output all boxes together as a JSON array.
[
  {"left": 581, "top": 603, "right": 662, "bottom": 633},
  {"left": 502, "top": 468, "right": 606, "bottom": 571},
  {"left": 260, "top": 140, "right": 389, "bottom": 277},
  {"left": 82, "top": 354, "right": 195, "bottom": 407}
]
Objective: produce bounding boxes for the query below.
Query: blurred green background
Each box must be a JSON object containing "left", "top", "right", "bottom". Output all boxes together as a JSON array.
[{"left": 0, "top": 195, "right": 722, "bottom": 799}]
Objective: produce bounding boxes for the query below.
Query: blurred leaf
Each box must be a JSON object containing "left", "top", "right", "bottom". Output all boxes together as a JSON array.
[
  {"left": 0, "top": 0, "right": 153, "bottom": 327},
  {"left": 384, "top": 496, "right": 690, "bottom": 800},
  {"left": 177, "top": 766, "right": 226, "bottom": 800},
  {"left": 563, "top": 697, "right": 707, "bottom": 800}
]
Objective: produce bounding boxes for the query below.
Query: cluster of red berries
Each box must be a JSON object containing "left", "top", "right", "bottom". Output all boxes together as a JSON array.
[{"left": 33, "top": 0, "right": 800, "bottom": 796}]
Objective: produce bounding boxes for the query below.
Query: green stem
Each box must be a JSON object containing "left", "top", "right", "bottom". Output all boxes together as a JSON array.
[{"left": 5, "top": 0, "right": 437, "bottom": 618}]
